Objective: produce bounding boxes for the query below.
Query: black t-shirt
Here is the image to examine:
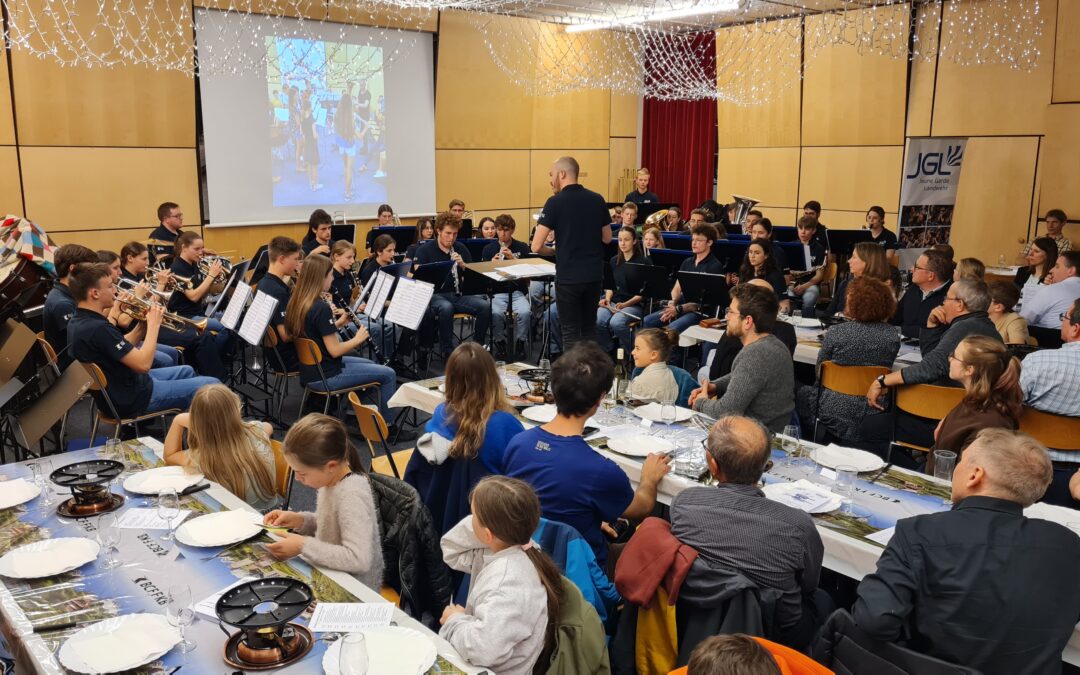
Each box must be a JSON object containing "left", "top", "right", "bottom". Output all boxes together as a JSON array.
[
  {"left": 625, "top": 190, "right": 660, "bottom": 205},
  {"left": 67, "top": 308, "right": 151, "bottom": 418},
  {"left": 168, "top": 257, "right": 205, "bottom": 318},
  {"left": 610, "top": 253, "right": 651, "bottom": 304},
  {"left": 680, "top": 253, "right": 724, "bottom": 276},
  {"left": 771, "top": 244, "right": 789, "bottom": 273},
  {"left": 43, "top": 284, "right": 78, "bottom": 369},
  {"left": 330, "top": 269, "right": 356, "bottom": 306},
  {"left": 256, "top": 273, "right": 298, "bottom": 372},
  {"left": 302, "top": 298, "right": 342, "bottom": 384},
  {"left": 538, "top": 184, "right": 610, "bottom": 285},
  {"left": 302, "top": 237, "right": 331, "bottom": 256},
  {"left": 120, "top": 268, "right": 141, "bottom": 284},
  {"left": 148, "top": 224, "right": 179, "bottom": 243},
  {"left": 811, "top": 223, "right": 830, "bottom": 252},
  {"left": 481, "top": 239, "right": 530, "bottom": 262},
  {"left": 415, "top": 241, "right": 471, "bottom": 293},
  {"left": 358, "top": 258, "right": 380, "bottom": 287},
  {"left": 405, "top": 240, "right": 433, "bottom": 260},
  {"left": 870, "top": 228, "right": 899, "bottom": 250}
]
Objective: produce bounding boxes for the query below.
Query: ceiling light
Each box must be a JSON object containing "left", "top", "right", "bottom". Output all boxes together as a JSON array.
[{"left": 564, "top": 0, "right": 741, "bottom": 33}]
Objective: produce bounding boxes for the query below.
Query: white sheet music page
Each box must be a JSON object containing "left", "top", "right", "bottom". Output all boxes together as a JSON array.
[
  {"left": 237, "top": 290, "right": 278, "bottom": 346},
  {"left": 220, "top": 282, "right": 252, "bottom": 330},
  {"left": 353, "top": 267, "right": 380, "bottom": 313},
  {"left": 384, "top": 277, "right": 434, "bottom": 330},
  {"left": 367, "top": 271, "right": 395, "bottom": 320}
]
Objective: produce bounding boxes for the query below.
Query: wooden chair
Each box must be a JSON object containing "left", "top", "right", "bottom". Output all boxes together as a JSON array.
[
  {"left": 294, "top": 337, "right": 381, "bottom": 418},
  {"left": 891, "top": 383, "right": 966, "bottom": 455},
  {"left": 81, "top": 362, "right": 181, "bottom": 440},
  {"left": 1018, "top": 406, "right": 1080, "bottom": 452},
  {"left": 262, "top": 326, "right": 298, "bottom": 421},
  {"left": 813, "top": 361, "right": 890, "bottom": 441},
  {"left": 269, "top": 438, "right": 293, "bottom": 507},
  {"left": 818, "top": 262, "right": 839, "bottom": 308},
  {"left": 348, "top": 391, "right": 411, "bottom": 479},
  {"left": 34, "top": 331, "right": 61, "bottom": 379}
]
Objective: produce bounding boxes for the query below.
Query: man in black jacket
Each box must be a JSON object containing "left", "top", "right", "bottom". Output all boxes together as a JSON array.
[{"left": 892, "top": 250, "right": 953, "bottom": 338}]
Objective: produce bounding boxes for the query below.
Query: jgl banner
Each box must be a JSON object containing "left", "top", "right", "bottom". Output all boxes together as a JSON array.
[{"left": 898, "top": 137, "right": 967, "bottom": 249}]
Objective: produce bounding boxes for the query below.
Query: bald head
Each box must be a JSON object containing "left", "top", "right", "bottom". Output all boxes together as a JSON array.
[
  {"left": 704, "top": 415, "right": 772, "bottom": 485},
  {"left": 553, "top": 156, "right": 579, "bottom": 180},
  {"left": 746, "top": 278, "right": 774, "bottom": 292},
  {"left": 953, "top": 428, "right": 1052, "bottom": 506}
]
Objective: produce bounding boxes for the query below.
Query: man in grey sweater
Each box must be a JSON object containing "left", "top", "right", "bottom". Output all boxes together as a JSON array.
[{"left": 690, "top": 282, "right": 795, "bottom": 432}]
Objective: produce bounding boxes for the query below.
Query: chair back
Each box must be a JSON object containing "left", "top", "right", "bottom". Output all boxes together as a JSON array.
[
  {"left": 349, "top": 390, "right": 389, "bottom": 441},
  {"left": 79, "top": 361, "right": 125, "bottom": 424},
  {"left": 669, "top": 366, "right": 699, "bottom": 408},
  {"left": 820, "top": 362, "right": 890, "bottom": 397},
  {"left": 294, "top": 337, "right": 323, "bottom": 366},
  {"left": 1018, "top": 406, "right": 1080, "bottom": 452},
  {"left": 894, "top": 383, "right": 965, "bottom": 421},
  {"left": 1028, "top": 325, "right": 1063, "bottom": 349},
  {"left": 81, "top": 362, "right": 107, "bottom": 392},
  {"left": 262, "top": 325, "right": 279, "bottom": 348},
  {"left": 269, "top": 439, "right": 292, "bottom": 498},
  {"left": 35, "top": 331, "right": 59, "bottom": 364}
]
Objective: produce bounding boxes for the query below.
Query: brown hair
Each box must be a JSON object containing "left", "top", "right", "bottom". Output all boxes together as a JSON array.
[
  {"left": 415, "top": 217, "right": 435, "bottom": 240},
  {"left": 443, "top": 343, "right": 512, "bottom": 460},
  {"left": 331, "top": 239, "right": 355, "bottom": 264},
  {"left": 730, "top": 283, "right": 778, "bottom": 334},
  {"left": 988, "top": 280, "right": 1020, "bottom": 312},
  {"left": 686, "top": 634, "right": 780, "bottom": 675},
  {"left": 1027, "top": 237, "right": 1058, "bottom": 281},
  {"left": 615, "top": 226, "right": 641, "bottom": 265},
  {"left": 469, "top": 476, "right": 563, "bottom": 666},
  {"left": 283, "top": 413, "right": 366, "bottom": 473},
  {"left": 120, "top": 241, "right": 148, "bottom": 267},
  {"left": 269, "top": 236, "right": 300, "bottom": 262},
  {"left": 69, "top": 263, "right": 112, "bottom": 301},
  {"left": 448, "top": 198, "right": 465, "bottom": 210},
  {"left": 635, "top": 327, "right": 678, "bottom": 362},
  {"left": 922, "top": 249, "right": 956, "bottom": 283},
  {"left": 174, "top": 230, "right": 201, "bottom": 257},
  {"left": 956, "top": 257, "right": 985, "bottom": 281},
  {"left": 371, "top": 234, "right": 396, "bottom": 255},
  {"left": 494, "top": 213, "right": 516, "bottom": 232},
  {"left": 55, "top": 244, "right": 99, "bottom": 279},
  {"left": 187, "top": 384, "right": 276, "bottom": 502},
  {"left": 157, "top": 202, "right": 179, "bottom": 222},
  {"left": 435, "top": 211, "right": 462, "bottom": 232},
  {"left": 956, "top": 335, "right": 1022, "bottom": 420},
  {"left": 97, "top": 250, "right": 119, "bottom": 265},
  {"left": 852, "top": 242, "right": 891, "bottom": 282},
  {"left": 845, "top": 277, "right": 897, "bottom": 323},
  {"left": 284, "top": 253, "right": 332, "bottom": 341},
  {"left": 796, "top": 215, "right": 818, "bottom": 231},
  {"left": 621, "top": 202, "right": 638, "bottom": 214},
  {"left": 690, "top": 221, "right": 719, "bottom": 243}
]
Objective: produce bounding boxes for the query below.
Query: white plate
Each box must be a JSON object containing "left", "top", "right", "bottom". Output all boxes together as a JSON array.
[
  {"left": 0, "top": 478, "right": 41, "bottom": 510},
  {"left": 632, "top": 402, "right": 694, "bottom": 424},
  {"left": 174, "top": 510, "right": 262, "bottom": 547},
  {"left": 59, "top": 613, "right": 181, "bottom": 674},
  {"left": 122, "top": 466, "right": 204, "bottom": 495},
  {"left": 522, "top": 404, "right": 558, "bottom": 424},
  {"left": 322, "top": 626, "right": 439, "bottom": 675},
  {"left": 762, "top": 482, "right": 841, "bottom": 514},
  {"left": 0, "top": 537, "right": 100, "bottom": 579},
  {"left": 809, "top": 444, "right": 885, "bottom": 472},
  {"left": 606, "top": 435, "right": 674, "bottom": 458}
]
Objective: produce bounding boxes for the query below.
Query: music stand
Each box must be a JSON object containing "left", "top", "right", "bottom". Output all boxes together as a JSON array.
[
  {"left": 207, "top": 259, "right": 251, "bottom": 318},
  {"left": 772, "top": 226, "right": 798, "bottom": 243},
  {"left": 461, "top": 265, "right": 516, "bottom": 350},
  {"left": 331, "top": 224, "right": 356, "bottom": 244},
  {"left": 248, "top": 245, "right": 269, "bottom": 285},
  {"left": 460, "top": 219, "right": 474, "bottom": 239},
  {"left": 826, "top": 229, "right": 873, "bottom": 256},
  {"left": 661, "top": 234, "right": 692, "bottom": 251},
  {"left": 623, "top": 262, "right": 672, "bottom": 313},
  {"left": 712, "top": 240, "right": 750, "bottom": 274},
  {"left": 648, "top": 249, "right": 694, "bottom": 282},
  {"left": 413, "top": 260, "right": 455, "bottom": 294},
  {"left": 677, "top": 271, "right": 730, "bottom": 318},
  {"left": 460, "top": 238, "right": 496, "bottom": 263},
  {"left": 776, "top": 242, "right": 810, "bottom": 272},
  {"left": 12, "top": 363, "right": 92, "bottom": 455},
  {"left": 0, "top": 318, "right": 37, "bottom": 384},
  {"left": 366, "top": 226, "right": 416, "bottom": 252}
]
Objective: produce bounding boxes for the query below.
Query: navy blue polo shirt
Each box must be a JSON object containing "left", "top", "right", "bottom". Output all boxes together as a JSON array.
[
  {"left": 67, "top": 308, "right": 151, "bottom": 418},
  {"left": 538, "top": 184, "right": 610, "bottom": 285},
  {"left": 256, "top": 273, "right": 298, "bottom": 372},
  {"left": 301, "top": 298, "right": 342, "bottom": 384},
  {"left": 43, "top": 284, "right": 78, "bottom": 369},
  {"left": 167, "top": 257, "right": 205, "bottom": 318}
]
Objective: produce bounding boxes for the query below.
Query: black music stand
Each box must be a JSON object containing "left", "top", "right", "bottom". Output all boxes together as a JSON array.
[
  {"left": 648, "top": 249, "right": 694, "bottom": 282},
  {"left": 460, "top": 238, "right": 496, "bottom": 263},
  {"left": 677, "top": 271, "right": 730, "bottom": 319},
  {"left": 712, "top": 240, "right": 750, "bottom": 273},
  {"left": 636, "top": 203, "right": 679, "bottom": 225},
  {"left": 207, "top": 259, "right": 252, "bottom": 318},
  {"left": 661, "top": 234, "right": 692, "bottom": 251},
  {"left": 331, "top": 224, "right": 356, "bottom": 244},
  {"left": 776, "top": 242, "right": 810, "bottom": 273},
  {"left": 772, "top": 226, "right": 798, "bottom": 242},
  {"left": 0, "top": 318, "right": 37, "bottom": 384},
  {"left": 624, "top": 262, "right": 672, "bottom": 313},
  {"left": 365, "top": 226, "right": 416, "bottom": 252},
  {"left": 827, "top": 229, "right": 873, "bottom": 256},
  {"left": 11, "top": 363, "right": 92, "bottom": 458},
  {"left": 248, "top": 245, "right": 269, "bottom": 286},
  {"left": 459, "top": 219, "right": 474, "bottom": 239},
  {"left": 412, "top": 260, "right": 455, "bottom": 293}
]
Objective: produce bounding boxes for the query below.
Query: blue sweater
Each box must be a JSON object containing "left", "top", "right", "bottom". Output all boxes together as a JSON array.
[{"left": 426, "top": 404, "right": 524, "bottom": 473}]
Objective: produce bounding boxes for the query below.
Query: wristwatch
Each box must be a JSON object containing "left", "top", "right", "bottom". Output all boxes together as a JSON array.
[{"left": 876, "top": 375, "right": 887, "bottom": 388}]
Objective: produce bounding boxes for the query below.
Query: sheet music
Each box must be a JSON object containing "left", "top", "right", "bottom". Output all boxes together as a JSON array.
[
  {"left": 384, "top": 277, "right": 434, "bottom": 330},
  {"left": 497, "top": 263, "right": 556, "bottom": 278},
  {"left": 353, "top": 267, "right": 379, "bottom": 313},
  {"left": 220, "top": 282, "right": 251, "bottom": 330},
  {"left": 367, "top": 271, "right": 395, "bottom": 320},
  {"left": 237, "top": 290, "right": 278, "bottom": 346}
]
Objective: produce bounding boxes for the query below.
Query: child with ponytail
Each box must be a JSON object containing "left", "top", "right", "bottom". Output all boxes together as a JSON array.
[
  {"left": 263, "top": 414, "right": 383, "bottom": 590},
  {"left": 439, "top": 476, "right": 564, "bottom": 675},
  {"left": 628, "top": 327, "right": 680, "bottom": 402}
]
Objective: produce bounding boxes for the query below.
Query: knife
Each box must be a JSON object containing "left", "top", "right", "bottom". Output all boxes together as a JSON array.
[{"left": 180, "top": 483, "right": 211, "bottom": 497}]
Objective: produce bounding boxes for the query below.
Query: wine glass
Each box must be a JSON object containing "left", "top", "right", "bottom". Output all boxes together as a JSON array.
[
  {"left": 538, "top": 358, "right": 550, "bottom": 372},
  {"left": 157, "top": 489, "right": 180, "bottom": 541},
  {"left": 338, "top": 632, "right": 370, "bottom": 675},
  {"left": 104, "top": 438, "right": 122, "bottom": 463},
  {"left": 781, "top": 425, "right": 800, "bottom": 464},
  {"left": 833, "top": 465, "right": 858, "bottom": 516},
  {"left": 96, "top": 513, "right": 122, "bottom": 569},
  {"left": 166, "top": 584, "right": 196, "bottom": 653},
  {"left": 660, "top": 399, "right": 677, "bottom": 425},
  {"left": 35, "top": 460, "right": 56, "bottom": 514}
]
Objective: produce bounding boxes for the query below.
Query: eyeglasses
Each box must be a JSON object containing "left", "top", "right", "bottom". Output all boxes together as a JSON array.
[
  {"left": 943, "top": 296, "right": 961, "bottom": 304},
  {"left": 912, "top": 264, "right": 928, "bottom": 272},
  {"left": 947, "top": 352, "right": 967, "bottom": 365},
  {"left": 1061, "top": 312, "right": 1075, "bottom": 324},
  {"left": 724, "top": 307, "right": 741, "bottom": 318},
  {"left": 168, "top": 213, "right": 183, "bottom": 220}
]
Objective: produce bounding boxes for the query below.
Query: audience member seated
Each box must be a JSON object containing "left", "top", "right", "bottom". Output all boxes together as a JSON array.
[
  {"left": 597, "top": 226, "right": 650, "bottom": 357},
  {"left": 643, "top": 222, "right": 723, "bottom": 337},
  {"left": 705, "top": 279, "right": 796, "bottom": 382},
  {"left": 503, "top": 342, "right": 671, "bottom": 566},
  {"left": 892, "top": 249, "right": 953, "bottom": 338},
  {"left": 1014, "top": 235, "right": 1057, "bottom": 289},
  {"left": 163, "top": 384, "right": 278, "bottom": 511},
  {"left": 826, "top": 243, "right": 890, "bottom": 317},
  {"left": 787, "top": 216, "right": 828, "bottom": 319},
  {"left": 44, "top": 244, "right": 102, "bottom": 369},
  {"left": 482, "top": 214, "right": 532, "bottom": 360},
  {"left": 728, "top": 238, "right": 787, "bottom": 305},
  {"left": 671, "top": 416, "right": 827, "bottom": 649},
  {"left": 931, "top": 336, "right": 1021, "bottom": 465},
  {"left": 628, "top": 328, "right": 680, "bottom": 403},
  {"left": 670, "top": 634, "right": 832, "bottom": 675},
  {"left": 690, "top": 284, "right": 794, "bottom": 433},
  {"left": 1020, "top": 251, "right": 1080, "bottom": 336},
  {"left": 929, "top": 243, "right": 954, "bottom": 261},
  {"left": 1019, "top": 298, "right": 1080, "bottom": 506},
  {"left": 1015, "top": 208, "right": 1071, "bottom": 265},
  {"left": 796, "top": 277, "right": 900, "bottom": 444},
  {"left": 987, "top": 280, "right": 1030, "bottom": 345},
  {"left": 852, "top": 428, "right": 1080, "bottom": 674},
  {"left": 954, "top": 257, "right": 985, "bottom": 281},
  {"left": 67, "top": 264, "right": 218, "bottom": 417},
  {"left": 405, "top": 343, "right": 525, "bottom": 535}
]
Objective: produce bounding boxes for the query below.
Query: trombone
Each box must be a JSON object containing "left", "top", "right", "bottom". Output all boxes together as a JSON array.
[{"left": 116, "top": 294, "right": 208, "bottom": 334}]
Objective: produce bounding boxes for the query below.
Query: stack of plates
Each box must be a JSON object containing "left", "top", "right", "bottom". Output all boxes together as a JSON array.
[
  {"left": 632, "top": 403, "right": 694, "bottom": 424},
  {"left": 606, "top": 435, "right": 674, "bottom": 457},
  {"left": 175, "top": 510, "right": 262, "bottom": 547},
  {"left": 0, "top": 538, "right": 100, "bottom": 578},
  {"left": 0, "top": 478, "right": 40, "bottom": 509},
  {"left": 59, "top": 614, "right": 181, "bottom": 673},
  {"left": 122, "top": 466, "right": 204, "bottom": 495}
]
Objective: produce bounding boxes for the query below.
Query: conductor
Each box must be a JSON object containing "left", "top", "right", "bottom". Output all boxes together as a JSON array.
[{"left": 531, "top": 156, "right": 613, "bottom": 350}]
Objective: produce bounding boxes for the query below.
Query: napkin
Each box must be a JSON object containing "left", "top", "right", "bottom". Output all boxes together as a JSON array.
[
  {"left": 68, "top": 615, "right": 179, "bottom": 672},
  {"left": 11, "top": 539, "right": 98, "bottom": 577},
  {"left": 130, "top": 467, "right": 203, "bottom": 494},
  {"left": 0, "top": 478, "right": 38, "bottom": 509},
  {"left": 764, "top": 480, "right": 841, "bottom": 513},
  {"left": 363, "top": 628, "right": 437, "bottom": 675},
  {"left": 183, "top": 510, "right": 260, "bottom": 546}
]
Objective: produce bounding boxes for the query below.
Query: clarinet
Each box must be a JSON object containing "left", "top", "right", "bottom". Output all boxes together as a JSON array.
[
  {"left": 333, "top": 285, "right": 387, "bottom": 365},
  {"left": 451, "top": 260, "right": 461, "bottom": 295}
]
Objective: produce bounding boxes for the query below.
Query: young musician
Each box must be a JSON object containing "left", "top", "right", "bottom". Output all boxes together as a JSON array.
[
  {"left": 44, "top": 244, "right": 99, "bottom": 369},
  {"left": 120, "top": 241, "right": 171, "bottom": 292},
  {"left": 376, "top": 203, "right": 395, "bottom": 226},
  {"left": 100, "top": 249, "right": 178, "bottom": 368},
  {"left": 283, "top": 253, "right": 399, "bottom": 422},
  {"left": 405, "top": 217, "right": 435, "bottom": 260},
  {"left": 148, "top": 202, "right": 184, "bottom": 244},
  {"left": 597, "top": 226, "right": 650, "bottom": 355},
  {"left": 481, "top": 214, "right": 531, "bottom": 360},
  {"left": 354, "top": 235, "right": 401, "bottom": 360},
  {"left": 787, "top": 216, "right": 828, "bottom": 318},
  {"left": 478, "top": 217, "right": 497, "bottom": 240},
  {"left": 256, "top": 236, "right": 302, "bottom": 372},
  {"left": 302, "top": 209, "right": 334, "bottom": 257},
  {"left": 67, "top": 263, "right": 218, "bottom": 416},
  {"left": 168, "top": 231, "right": 236, "bottom": 362},
  {"left": 331, "top": 239, "right": 397, "bottom": 359},
  {"left": 643, "top": 222, "right": 724, "bottom": 335},
  {"left": 415, "top": 212, "right": 492, "bottom": 356}
]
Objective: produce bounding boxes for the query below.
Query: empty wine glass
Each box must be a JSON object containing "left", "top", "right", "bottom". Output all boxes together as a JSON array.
[
  {"left": 781, "top": 425, "right": 800, "bottom": 463},
  {"left": 104, "top": 438, "right": 122, "bottom": 463},
  {"left": 157, "top": 489, "right": 180, "bottom": 541},
  {"left": 660, "top": 399, "right": 677, "bottom": 425},
  {"left": 339, "top": 632, "right": 370, "bottom": 675},
  {"left": 538, "top": 358, "right": 550, "bottom": 372},
  {"left": 166, "top": 584, "right": 196, "bottom": 653},
  {"left": 833, "top": 465, "right": 858, "bottom": 515},
  {"left": 96, "top": 513, "right": 122, "bottom": 569},
  {"left": 933, "top": 449, "right": 957, "bottom": 506},
  {"left": 792, "top": 310, "right": 802, "bottom": 323}
]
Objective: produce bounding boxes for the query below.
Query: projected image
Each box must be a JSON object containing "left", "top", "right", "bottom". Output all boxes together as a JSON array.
[{"left": 267, "top": 38, "right": 387, "bottom": 207}]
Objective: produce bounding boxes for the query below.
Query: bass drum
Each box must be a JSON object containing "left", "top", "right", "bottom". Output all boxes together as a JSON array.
[{"left": 0, "top": 257, "right": 49, "bottom": 311}]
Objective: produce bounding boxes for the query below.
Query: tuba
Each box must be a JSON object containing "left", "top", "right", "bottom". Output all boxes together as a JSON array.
[
  {"left": 116, "top": 294, "right": 208, "bottom": 334},
  {"left": 644, "top": 209, "right": 669, "bottom": 228},
  {"left": 731, "top": 195, "right": 760, "bottom": 229}
]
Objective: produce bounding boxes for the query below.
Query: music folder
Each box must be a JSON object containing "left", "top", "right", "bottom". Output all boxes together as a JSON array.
[
  {"left": 413, "top": 260, "right": 455, "bottom": 294},
  {"left": 0, "top": 318, "right": 36, "bottom": 384}
]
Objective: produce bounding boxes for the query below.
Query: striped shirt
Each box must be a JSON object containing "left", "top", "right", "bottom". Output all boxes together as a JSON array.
[
  {"left": 670, "top": 483, "right": 823, "bottom": 630},
  {"left": 1019, "top": 341, "right": 1080, "bottom": 463}
]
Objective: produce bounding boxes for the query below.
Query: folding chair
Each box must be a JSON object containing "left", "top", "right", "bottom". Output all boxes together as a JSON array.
[
  {"left": 262, "top": 326, "right": 298, "bottom": 423},
  {"left": 81, "top": 362, "right": 181, "bottom": 440},
  {"left": 294, "top": 337, "right": 380, "bottom": 418},
  {"left": 269, "top": 438, "right": 294, "bottom": 508},
  {"left": 891, "top": 383, "right": 966, "bottom": 456},
  {"left": 348, "top": 391, "right": 411, "bottom": 478}
]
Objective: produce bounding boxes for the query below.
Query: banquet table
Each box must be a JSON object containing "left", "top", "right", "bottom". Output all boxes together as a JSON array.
[
  {"left": 388, "top": 364, "right": 1080, "bottom": 666},
  {"left": 0, "top": 439, "right": 480, "bottom": 675}
]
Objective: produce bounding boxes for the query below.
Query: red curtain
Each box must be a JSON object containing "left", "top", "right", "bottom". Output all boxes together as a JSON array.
[{"left": 640, "top": 32, "right": 717, "bottom": 216}]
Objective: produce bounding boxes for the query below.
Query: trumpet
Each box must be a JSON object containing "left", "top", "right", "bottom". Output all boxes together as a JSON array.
[
  {"left": 116, "top": 294, "right": 208, "bottom": 334},
  {"left": 145, "top": 263, "right": 191, "bottom": 292},
  {"left": 198, "top": 255, "right": 232, "bottom": 285},
  {"left": 116, "top": 277, "right": 170, "bottom": 302}
]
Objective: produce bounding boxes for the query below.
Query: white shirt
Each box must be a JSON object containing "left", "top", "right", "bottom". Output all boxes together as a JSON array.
[{"left": 1019, "top": 276, "right": 1080, "bottom": 329}]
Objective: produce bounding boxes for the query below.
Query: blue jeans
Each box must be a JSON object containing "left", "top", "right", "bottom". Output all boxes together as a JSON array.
[
  {"left": 643, "top": 308, "right": 701, "bottom": 333},
  {"left": 492, "top": 291, "right": 531, "bottom": 345},
  {"left": 309, "top": 356, "right": 396, "bottom": 417},
  {"left": 794, "top": 284, "right": 821, "bottom": 318},
  {"left": 146, "top": 366, "right": 219, "bottom": 413},
  {"left": 596, "top": 305, "right": 643, "bottom": 353},
  {"left": 149, "top": 345, "right": 178, "bottom": 368},
  {"left": 426, "top": 293, "right": 491, "bottom": 353},
  {"left": 344, "top": 314, "right": 398, "bottom": 358},
  {"left": 194, "top": 316, "right": 237, "bottom": 361}
]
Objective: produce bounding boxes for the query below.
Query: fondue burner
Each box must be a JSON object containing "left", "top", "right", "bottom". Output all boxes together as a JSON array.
[
  {"left": 216, "top": 577, "right": 315, "bottom": 670},
  {"left": 49, "top": 460, "right": 125, "bottom": 517},
  {"left": 518, "top": 368, "right": 553, "bottom": 403}
]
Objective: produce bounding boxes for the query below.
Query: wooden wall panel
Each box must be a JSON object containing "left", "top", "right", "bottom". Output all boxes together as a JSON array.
[
  {"left": 802, "top": 5, "right": 908, "bottom": 147},
  {"left": 818, "top": 210, "right": 898, "bottom": 231},
  {"left": 50, "top": 228, "right": 187, "bottom": 254},
  {"left": 531, "top": 88, "right": 610, "bottom": 149},
  {"left": 753, "top": 207, "right": 799, "bottom": 228},
  {"left": 716, "top": 17, "right": 802, "bottom": 148},
  {"left": 205, "top": 223, "right": 307, "bottom": 259},
  {"left": 466, "top": 209, "right": 535, "bottom": 241},
  {"left": 1038, "top": 104, "right": 1080, "bottom": 218},
  {"left": 1053, "top": 0, "right": 1080, "bottom": 103},
  {"left": 716, "top": 147, "right": 800, "bottom": 209},
  {"left": 932, "top": 0, "right": 1055, "bottom": 136},
  {"left": 610, "top": 91, "right": 639, "bottom": 138},
  {"left": 20, "top": 148, "right": 200, "bottom": 231},
  {"left": 0, "top": 48, "right": 14, "bottom": 146},
  {"left": 608, "top": 138, "right": 637, "bottom": 202},
  {"left": 799, "top": 146, "right": 903, "bottom": 213},
  {"left": 530, "top": 150, "right": 609, "bottom": 208},
  {"left": 950, "top": 136, "right": 1039, "bottom": 263},
  {"left": 435, "top": 12, "right": 533, "bottom": 149},
  {"left": 435, "top": 149, "right": 529, "bottom": 211},
  {"left": 906, "top": 3, "right": 939, "bottom": 137},
  {"left": 0, "top": 148, "right": 23, "bottom": 217}
]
